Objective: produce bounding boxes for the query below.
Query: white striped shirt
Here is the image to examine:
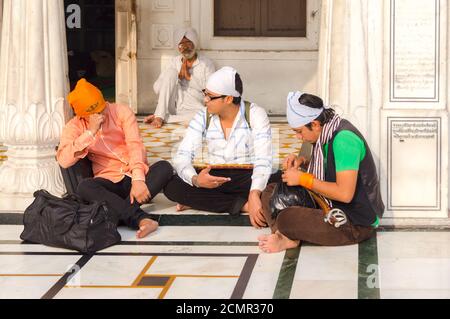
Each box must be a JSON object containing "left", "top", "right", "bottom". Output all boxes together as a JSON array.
[{"left": 173, "top": 101, "right": 273, "bottom": 191}]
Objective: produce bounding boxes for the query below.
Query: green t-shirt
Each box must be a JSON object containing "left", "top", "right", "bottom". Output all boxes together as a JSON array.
[
  {"left": 323, "top": 130, "right": 366, "bottom": 172},
  {"left": 324, "top": 131, "right": 379, "bottom": 228}
]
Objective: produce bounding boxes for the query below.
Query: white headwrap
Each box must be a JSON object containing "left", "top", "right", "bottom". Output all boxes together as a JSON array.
[
  {"left": 286, "top": 91, "right": 324, "bottom": 128},
  {"left": 286, "top": 91, "right": 342, "bottom": 208},
  {"left": 206, "top": 67, "right": 241, "bottom": 97},
  {"left": 174, "top": 27, "right": 199, "bottom": 49}
]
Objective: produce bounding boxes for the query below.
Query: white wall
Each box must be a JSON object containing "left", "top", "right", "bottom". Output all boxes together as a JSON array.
[
  {"left": 0, "top": 0, "right": 3, "bottom": 47},
  {"left": 136, "top": 0, "right": 321, "bottom": 114}
]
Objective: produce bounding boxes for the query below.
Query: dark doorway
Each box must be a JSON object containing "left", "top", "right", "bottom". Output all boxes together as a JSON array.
[{"left": 65, "top": 0, "right": 116, "bottom": 101}]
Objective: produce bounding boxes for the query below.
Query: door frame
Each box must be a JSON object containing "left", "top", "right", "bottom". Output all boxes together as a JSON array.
[{"left": 115, "top": 0, "right": 138, "bottom": 113}]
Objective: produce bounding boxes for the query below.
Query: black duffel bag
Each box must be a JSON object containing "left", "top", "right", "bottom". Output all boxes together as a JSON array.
[{"left": 20, "top": 190, "right": 121, "bottom": 253}]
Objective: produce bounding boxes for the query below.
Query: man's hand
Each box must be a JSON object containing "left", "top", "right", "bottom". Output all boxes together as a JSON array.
[
  {"left": 130, "top": 181, "right": 151, "bottom": 205},
  {"left": 248, "top": 190, "right": 267, "bottom": 229},
  {"left": 88, "top": 114, "right": 105, "bottom": 135},
  {"left": 179, "top": 58, "right": 192, "bottom": 81},
  {"left": 195, "top": 166, "right": 231, "bottom": 189},
  {"left": 282, "top": 168, "right": 302, "bottom": 187},
  {"left": 283, "top": 154, "right": 306, "bottom": 171}
]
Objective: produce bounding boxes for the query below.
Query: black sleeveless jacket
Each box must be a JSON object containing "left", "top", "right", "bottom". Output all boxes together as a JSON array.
[{"left": 324, "top": 120, "right": 385, "bottom": 227}]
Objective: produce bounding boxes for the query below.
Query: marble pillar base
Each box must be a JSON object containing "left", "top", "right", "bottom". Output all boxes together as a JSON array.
[{"left": 0, "top": 145, "right": 65, "bottom": 211}]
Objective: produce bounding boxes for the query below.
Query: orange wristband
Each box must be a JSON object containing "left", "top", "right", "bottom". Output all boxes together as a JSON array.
[{"left": 299, "top": 173, "right": 315, "bottom": 190}]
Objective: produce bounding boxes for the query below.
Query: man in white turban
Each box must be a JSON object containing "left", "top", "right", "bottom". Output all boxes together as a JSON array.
[
  {"left": 144, "top": 27, "right": 216, "bottom": 128},
  {"left": 258, "top": 92, "right": 385, "bottom": 253},
  {"left": 164, "top": 67, "right": 280, "bottom": 228}
]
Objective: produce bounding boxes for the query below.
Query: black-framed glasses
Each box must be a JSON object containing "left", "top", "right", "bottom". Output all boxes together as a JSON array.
[{"left": 202, "top": 89, "right": 227, "bottom": 102}]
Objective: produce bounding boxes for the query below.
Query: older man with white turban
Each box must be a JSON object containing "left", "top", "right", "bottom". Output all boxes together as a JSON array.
[
  {"left": 258, "top": 92, "right": 385, "bottom": 253},
  {"left": 145, "top": 27, "right": 215, "bottom": 128},
  {"left": 164, "top": 67, "right": 281, "bottom": 228}
]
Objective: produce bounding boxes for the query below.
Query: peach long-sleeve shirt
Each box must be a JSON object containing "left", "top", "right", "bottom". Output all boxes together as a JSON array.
[{"left": 57, "top": 103, "right": 149, "bottom": 183}]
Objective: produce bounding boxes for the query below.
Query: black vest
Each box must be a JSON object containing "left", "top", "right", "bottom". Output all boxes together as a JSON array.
[{"left": 325, "top": 120, "right": 385, "bottom": 226}]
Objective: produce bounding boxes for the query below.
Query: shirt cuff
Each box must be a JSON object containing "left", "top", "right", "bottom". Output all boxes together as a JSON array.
[
  {"left": 74, "top": 131, "right": 96, "bottom": 152},
  {"left": 250, "top": 177, "right": 270, "bottom": 192},
  {"left": 181, "top": 167, "right": 198, "bottom": 187},
  {"left": 132, "top": 168, "right": 146, "bottom": 182}
]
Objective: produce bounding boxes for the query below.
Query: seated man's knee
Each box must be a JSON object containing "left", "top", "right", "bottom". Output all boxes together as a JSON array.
[
  {"left": 154, "top": 160, "right": 174, "bottom": 173},
  {"left": 163, "top": 181, "right": 176, "bottom": 201},
  {"left": 76, "top": 178, "right": 97, "bottom": 198},
  {"left": 154, "top": 68, "right": 178, "bottom": 94},
  {"left": 276, "top": 208, "right": 302, "bottom": 235},
  {"left": 153, "top": 160, "right": 174, "bottom": 180},
  {"left": 162, "top": 176, "right": 181, "bottom": 201}
]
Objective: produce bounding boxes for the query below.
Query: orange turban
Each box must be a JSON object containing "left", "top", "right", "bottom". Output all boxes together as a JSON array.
[{"left": 68, "top": 79, "right": 106, "bottom": 117}]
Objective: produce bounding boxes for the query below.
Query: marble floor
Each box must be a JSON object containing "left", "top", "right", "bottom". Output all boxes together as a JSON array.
[
  {"left": 0, "top": 195, "right": 450, "bottom": 299},
  {"left": 1, "top": 119, "right": 450, "bottom": 299},
  {"left": 1, "top": 195, "right": 450, "bottom": 300}
]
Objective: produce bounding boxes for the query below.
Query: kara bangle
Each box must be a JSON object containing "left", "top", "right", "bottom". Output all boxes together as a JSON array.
[
  {"left": 192, "top": 175, "right": 200, "bottom": 188},
  {"left": 299, "top": 173, "right": 315, "bottom": 190}
]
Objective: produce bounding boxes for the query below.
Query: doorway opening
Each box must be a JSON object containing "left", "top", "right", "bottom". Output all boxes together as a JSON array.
[{"left": 65, "top": 0, "right": 116, "bottom": 101}]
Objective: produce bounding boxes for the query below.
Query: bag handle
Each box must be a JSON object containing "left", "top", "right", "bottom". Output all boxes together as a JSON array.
[
  {"left": 89, "top": 201, "right": 108, "bottom": 222},
  {"left": 53, "top": 201, "right": 82, "bottom": 235}
]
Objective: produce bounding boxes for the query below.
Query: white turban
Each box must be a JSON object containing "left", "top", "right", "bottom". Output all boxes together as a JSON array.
[
  {"left": 174, "top": 27, "right": 199, "bottom": 49},
  {"left": 286, "top": 91, "right": 324, "bottom": 128},
  {"left": 206, "top": 67, "right": 241, "bottom": 98}
]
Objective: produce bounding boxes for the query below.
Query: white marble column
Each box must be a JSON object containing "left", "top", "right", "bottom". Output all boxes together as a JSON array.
[
  {"left": 0, "top": 0, "right": 3, "bottom": 44},
  {"left": 317, "top": 0, "right": 383, "bottom": 156},
  {"left": 0, "top": 0, "right": 71, "bottom": 211}
]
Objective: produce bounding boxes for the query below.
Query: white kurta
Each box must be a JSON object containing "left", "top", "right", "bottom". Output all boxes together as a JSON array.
[{"left": 153, "top": 54, "right": 215, "bottom": 123}]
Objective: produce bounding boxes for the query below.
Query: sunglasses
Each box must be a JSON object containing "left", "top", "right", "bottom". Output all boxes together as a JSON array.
[{"left": 202, "top": 89, "right": 227, "bottom": 102}]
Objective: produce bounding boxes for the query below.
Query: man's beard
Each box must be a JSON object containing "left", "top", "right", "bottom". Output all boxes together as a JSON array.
[{"left": 182, "top": 49, "right": 196, "bottom": 60}]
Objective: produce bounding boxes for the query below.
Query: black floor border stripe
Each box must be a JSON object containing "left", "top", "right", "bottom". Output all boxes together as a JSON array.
[
  {"left": 41, "top": 254, "right": 93, "bottom": 299},
  {"left": 272, "top": 245, "right": 301, "bottom": 299},
  {"left": 3, "top": 212, "right": 450, "bottom": 230},
  {"left": 0, "top": 214, "right": 252, "bottom": 227},
  {"left": 153, "top": 215, "right": 252, "bottom": 227},
  {"left": 117, "top": 241, "right": 258, "bottom": 246},
  {"left": 0, "top": 240, "right": 259, "bottom": 247},
  {"left": 231, "top": 254, "right": 259, "bottom": 299},
  {"left": 358, "top": 232, "right": 380, "bottom": 299},
  {"left": 0, "top": 252, "right": 82, "bottom": 256},
  {"left": 1, "top": 252, "right": 257, "bottom": 259}
]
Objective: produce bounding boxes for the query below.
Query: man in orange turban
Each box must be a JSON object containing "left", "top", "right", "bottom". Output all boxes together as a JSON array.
[{"left": 58, "top": 79, "right": 174, "bottom": 239}]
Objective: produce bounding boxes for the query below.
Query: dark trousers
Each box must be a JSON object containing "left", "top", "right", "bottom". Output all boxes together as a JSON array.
[
  {"left": 164, "top": 170, "right": 282, "bottom": 214},
  {"left": 77, "top": 161, "right": 174, "bottom": 230},
  {"left": 261, "top": 183, "right": 375, "bottom": 246}
]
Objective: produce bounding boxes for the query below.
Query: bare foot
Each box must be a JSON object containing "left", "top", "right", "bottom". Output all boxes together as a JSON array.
[
  {"left": 144, "top": 114, "right": 155, "bottom": 124},
  {"left": 136, "top": 218, "right": 159, "bottom": 239},
  {"left": 151, "top": 117, "right": 164, "bottom": 128},
  {"left": 176, "top": 204, "right": 192, "bottom": 212},
  {"left": 258, "top": 231, "right": 299, "bottom": 254},
  {"left": 144, "top": 115, "right": 164, "bottom": 128}
]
